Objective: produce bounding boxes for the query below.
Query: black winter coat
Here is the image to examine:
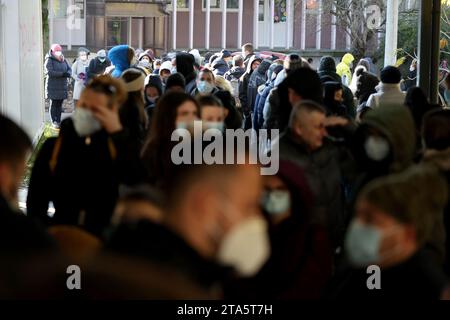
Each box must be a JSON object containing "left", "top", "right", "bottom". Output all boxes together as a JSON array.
[
  {"left": 44, "top": 52, "right": 72, "bottom": 100},
  {"left": 26, "top": 119, "right": 144, "bottom": 237},
  {"left": 87, "top": 57, "right": 111, "bottom": 82}
]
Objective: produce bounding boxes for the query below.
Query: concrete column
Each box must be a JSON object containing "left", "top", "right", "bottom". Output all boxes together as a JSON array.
[{"left": 384, "top": 0, "right": 399, "bottom": 66}]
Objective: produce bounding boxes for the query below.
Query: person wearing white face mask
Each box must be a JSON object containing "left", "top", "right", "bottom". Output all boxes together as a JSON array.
[
  {"left": 241, "top": 160, "right": 332, "bottom": 300},
  {"left": 72, "top": 47, "right": 91, "bottom": 108},
  {"left": 27, "top": 76, "right": 144, "bottom": 237},
  {"left": 197, "top": 95, "right": 228, "bottom": 132},
  {"left": 106, "top": 159, "right": 270, "bottom": 295},
  {"left": 87, "top": 49, "right": 111, "bottom": 82},
  {"left": 327, "top": 165, "right": 448, "bottom": 300}
]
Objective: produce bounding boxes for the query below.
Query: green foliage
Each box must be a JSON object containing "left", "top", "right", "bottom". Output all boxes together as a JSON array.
[{"left": 22, "top": 123, "right": 59, "bottom": 188}]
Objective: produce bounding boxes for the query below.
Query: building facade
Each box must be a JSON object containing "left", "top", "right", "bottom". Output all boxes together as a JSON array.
[{"left": 48, "top": 1, "right": 419, "bottom": 55}]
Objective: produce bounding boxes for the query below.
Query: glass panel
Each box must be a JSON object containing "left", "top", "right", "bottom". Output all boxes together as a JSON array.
[
  {"left": 202, "top": 0, "right": 239, "bottom": 9},
  {"left": 106, "top": 17, "right": 128, "bottom": 48},
  {"left": 274, "top": 0, "right": 287, "bottom": 23},
  {"left": 259, "top": 0, "right": 265, "bottom": 22}
]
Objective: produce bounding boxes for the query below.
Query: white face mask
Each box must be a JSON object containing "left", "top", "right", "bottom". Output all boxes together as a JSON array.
[
  {"left": 262, "top": 190, "right": 291, "bottom": 215},
  {"left": 72, "top": 108, "right": 102, "bottom": 137},
  {"left": 216, "top": 215, "right": 270, "bottom": 277},
  {"left": 54, "top": 51, "right": 63, "bottom": 58},
  {"left": 364, "top": 136, "right": 390, "bottom": 161},
  {"left": 204, "top": 121, "right": 225, "bottom": 131},
  {"left": 147, "top": 96, "right": 159, "bottom": 104}
]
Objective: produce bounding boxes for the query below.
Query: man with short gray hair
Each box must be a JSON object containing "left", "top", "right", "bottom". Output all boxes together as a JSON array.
[{"left": 277, "top": 100, "right": 356, "bottom": 248}]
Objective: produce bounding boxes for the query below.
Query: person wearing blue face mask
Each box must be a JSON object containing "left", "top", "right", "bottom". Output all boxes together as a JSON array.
[
  {"left": 87, "top": 49, "right": 111, "bottom": 83},
  {"left": 327, "top": 165, "right": 448, "bottom": 300},
  {"left": 236, "top": 160, "right": 333, "bottom": 300},
  {"left": 191, "top": 69, "right": 219, "bottom": 96}
]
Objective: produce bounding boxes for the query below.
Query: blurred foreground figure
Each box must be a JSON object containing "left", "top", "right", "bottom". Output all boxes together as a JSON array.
[
  {"left": 107, "top": 157, "right": 270, "bottom": 297},
  {"left": 27, "top": 76, "right": 143, "bottom": 237},
  {"left": 0, "top": 115, "right": 54, "bottom": 256},
  {"left": 327, "top": 165, "right": 448, "bottom": 300}
]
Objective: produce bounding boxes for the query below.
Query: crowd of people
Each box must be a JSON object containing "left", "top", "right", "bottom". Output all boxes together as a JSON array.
[{"left": 0, "top": 42, "right": 449, "bottom": 299}]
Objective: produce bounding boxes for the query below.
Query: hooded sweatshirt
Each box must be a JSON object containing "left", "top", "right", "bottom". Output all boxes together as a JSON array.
[
  {"left": 336, "top": 53, "right": 355, "bottom": 86},
  {"left": 108, "top": 45, "right": 132, "bottom": 78},
  {"left": 176, "top": 53, "right": 197, "bottom": 94},
  {"left": 318, "top": 56, "right": 356, "bottom": 118},
  {"left": 247, "top": 59, "right": 272, "bottom": 113}
]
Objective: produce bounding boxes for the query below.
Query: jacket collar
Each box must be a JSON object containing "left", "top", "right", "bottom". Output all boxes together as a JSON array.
[{"left": 376, "top": 82, "right": 401, "bottom": 93}]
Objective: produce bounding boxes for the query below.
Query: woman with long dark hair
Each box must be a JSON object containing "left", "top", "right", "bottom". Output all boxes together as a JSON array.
[{"left": 141, "top": 92, "right": 200, "bottom": 190}]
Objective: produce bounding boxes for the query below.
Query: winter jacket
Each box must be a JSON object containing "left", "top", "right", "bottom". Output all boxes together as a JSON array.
[
  {"left": 211, "top": 59, "right": 230, "bottom": 77},
  {"left": 366, "top": 83, "right": 406, "bottom": 110},
  {"left": 106, "top": 220, "right": 232, "bottom": 293},
  {"left": 108, "top": 45, "right": 131, "bottom": 78},
  {"left": 44, "top": 51, "right": 72, "bottom": 100},
  {"left": 247, "top": 60, "right": 271, "bottom": 114},
  {"left": 276, "top": 130, "right": 356, "bottom": 247},
  {"left": 422, "top": 148, "right": 450, "bottom": 274},
  {"left": 26, "top": 118, "right": 144, "bottom": 236},
  {"left": 326, "top": 249, "right": 448, "bottom": 300},
  {"left": 87, "top": 57, "right": 111, "bottom": 81},
  {"left": 323, "top": 82, "right": 348, "bottom": 117},
  {"left": 239, "top": 56, "right": 262, "bottom": 118},
  {"left": 318, "top": 56, "right": 356, "bottom": 118},
  {"left": 176, "top": 52, "right": 197, "bottom": 94},
  {"left": 336, "top": 53, "right": 355, "bottom": 86},
  {"left": 254, "top": 65, "right": 284, "bottom": 130},
  {"left": 237, "top": 160, "right": 333, "bottom": 299},
  {"left": 71, "top": 59, "right": 90, "bottom": 100},
  {"left": 0, "top": 194, "right": 55, "bottom": 256},
  {"left": 224, "top": 66, "right": 245, "bottom": 82}
]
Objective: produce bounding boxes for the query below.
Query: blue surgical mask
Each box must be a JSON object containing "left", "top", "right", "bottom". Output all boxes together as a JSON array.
[
  {"left": 262, "top": 190, "right": 291, "bottom": 215},
  {"left": 197, "top": 80, "right": 215, "bottom": 94},
  {"left": 344, "top": 220, "right": 382, "bottom": 267}
]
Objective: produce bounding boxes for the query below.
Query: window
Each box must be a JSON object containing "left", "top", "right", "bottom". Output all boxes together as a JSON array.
[
  {"left": 274, "top": 0, "right": 287, "bottom": 23},
  {"left": 52, "top": 0, "right": 85, "bottom": 19},
  {"left": 170, "top": 0, "right": 239, "bottom": 11},
  {"left": 306, "top": 0, "right": 318, "bottom": 11}
]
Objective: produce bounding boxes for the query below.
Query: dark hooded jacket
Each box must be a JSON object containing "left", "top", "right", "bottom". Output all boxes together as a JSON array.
[
  {"left": 231, "top": 160, "right": 333, "bottom": 299},
  {"left": 254, "top": 64, "right": 283, "bottom": 130},
  {"left": 239, "top": 56, "right": 262, "bottom": 126},
  {"left": 323, "top": 81, "right": 348, "bottom": 117},
  {"left": 318, "top": 56, "right": 356, "bottom": 118},
  {"left": 211, "top": 58, "right": 230, "bottom": 77},
  {"left": 176, "top": 53, "right": 197, "bottom": 94},
  {"left": 247, "top": 60, "right": 271, "bottom": 114}
]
